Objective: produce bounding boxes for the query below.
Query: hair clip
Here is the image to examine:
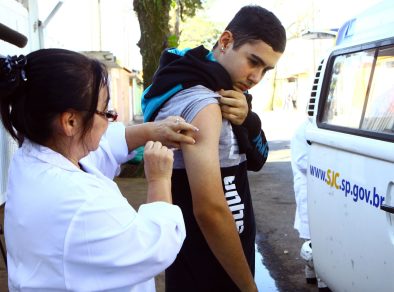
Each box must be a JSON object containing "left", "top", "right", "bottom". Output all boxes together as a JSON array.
[{"left": 0, "top": 55, "right": 27, "bottom": 83}]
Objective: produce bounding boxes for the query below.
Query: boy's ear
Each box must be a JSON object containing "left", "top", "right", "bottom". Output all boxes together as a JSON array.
[
  {"left": 58, "top": 111, "right": 80, "bottom": 137},
  {"left": 219, "top": 30, "right": 234, "bottom": 49}
]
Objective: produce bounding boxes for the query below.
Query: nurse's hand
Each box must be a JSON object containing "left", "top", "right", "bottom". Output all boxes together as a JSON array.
[
  {"left": 150, "top": 116, "right": 199, "bottom": 149},
  {"left": 126, "top": 116, "right": 199, "bottom": 152},
  {"left": 144, "top": 141, "right": 174, "bottom": 203},
  {"left": 218, "top": 88, "right": 248, "bottom": 125}
]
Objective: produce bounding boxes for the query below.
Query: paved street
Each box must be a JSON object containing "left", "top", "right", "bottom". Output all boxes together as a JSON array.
[
  {"left": 251, "top": 110, "right": 319, "bottom": 292},
  {"left": 0, "top": 110, "right": 321, "bottom": 291}
]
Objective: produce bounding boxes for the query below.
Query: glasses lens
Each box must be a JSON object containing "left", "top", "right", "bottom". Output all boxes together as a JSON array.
[{"left": 105, "top": 110, "right": 118, "bottom": 122}]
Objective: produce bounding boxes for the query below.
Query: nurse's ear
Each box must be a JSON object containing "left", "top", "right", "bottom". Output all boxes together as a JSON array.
[{"left": 57, "top": 111, "right": 81, "bottom": 137}]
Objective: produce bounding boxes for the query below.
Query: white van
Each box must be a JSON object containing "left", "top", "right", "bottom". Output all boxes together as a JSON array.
[{"left": 306, "top": 1, "right": 394, "bottom": 291}]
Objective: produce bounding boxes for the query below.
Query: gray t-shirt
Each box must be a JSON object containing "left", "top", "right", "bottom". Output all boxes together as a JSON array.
[{"left": 155, "top": 85, "right": 246, "bottom": 169}]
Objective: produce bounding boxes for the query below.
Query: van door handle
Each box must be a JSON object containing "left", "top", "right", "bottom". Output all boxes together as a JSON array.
[{"left": 380, "top": 204, "right": 394, "bottom": 214}]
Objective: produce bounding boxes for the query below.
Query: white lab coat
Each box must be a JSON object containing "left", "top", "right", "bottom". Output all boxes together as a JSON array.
[
  {"left": 5, "top": 122, "right": 186, "bottom": 291},
  {"left": 290, "top": 119, "right": 311, "bottom": 239}
]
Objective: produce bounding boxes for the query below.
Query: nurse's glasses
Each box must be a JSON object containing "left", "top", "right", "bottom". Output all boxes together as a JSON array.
[{"left": 95, "top": 109, "right": 118, "bottom": 122}]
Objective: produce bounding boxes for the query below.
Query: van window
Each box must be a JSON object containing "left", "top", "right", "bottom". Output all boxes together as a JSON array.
[
  {"left": 361, "top": 46, "right": 394, "bottom": 134},
  {"left": 321, "top": 44, "right": 394, "bottom": 137}
]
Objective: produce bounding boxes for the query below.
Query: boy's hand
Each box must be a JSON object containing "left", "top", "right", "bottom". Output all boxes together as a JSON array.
[{"left": 218, "top": 88, "right": 248, "bottom": 125}]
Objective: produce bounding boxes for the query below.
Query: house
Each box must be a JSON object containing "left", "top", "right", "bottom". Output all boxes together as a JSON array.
[{"left": 82, "top": 51, "right": 143, "bottom": 124}]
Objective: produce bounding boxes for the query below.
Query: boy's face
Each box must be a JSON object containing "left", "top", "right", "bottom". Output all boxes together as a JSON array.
[{"left": 217, "top": 36, "right": 282, "bottom": 91}]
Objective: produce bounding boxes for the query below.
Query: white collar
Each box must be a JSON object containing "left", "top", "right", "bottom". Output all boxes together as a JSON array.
[{"left": 21, "top": 139, "right": 82, "bottom": 172}]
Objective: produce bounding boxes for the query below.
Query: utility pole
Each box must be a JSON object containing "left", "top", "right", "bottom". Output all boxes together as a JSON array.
[
  {"left": 37, "top": 1, "right": 63, "bottom": 48},
  {"left": 23, "top": 0, "right": 64, "bottom": 49},
  {"left": 98, "top": 0, "right": 102, "bottom": 51}
]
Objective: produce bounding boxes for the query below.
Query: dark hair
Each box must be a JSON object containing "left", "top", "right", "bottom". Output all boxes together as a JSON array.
[
  {"left": 216, "top": 5, "right": 286, "bottom": 53},
  {"left": 0, "top": 48, "right": 108, "bottom": 146}
]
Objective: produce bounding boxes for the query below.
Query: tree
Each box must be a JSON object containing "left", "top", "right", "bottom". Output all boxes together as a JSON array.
[
  {"left": 133, "top": 0, "right": 203, "bottom": 89},
  {"left": 133, "top": 0, "right": 171, "bottom": 89}
]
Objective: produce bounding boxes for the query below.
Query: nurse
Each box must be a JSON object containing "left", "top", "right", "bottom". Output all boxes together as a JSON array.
[{"left": 0, "top": 49, "right": 197, "bottom": 291}]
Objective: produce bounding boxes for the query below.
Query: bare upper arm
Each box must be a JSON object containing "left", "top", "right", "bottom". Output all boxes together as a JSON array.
[{"left": 181, "top": 104, "right": 227, "bottom": 212}]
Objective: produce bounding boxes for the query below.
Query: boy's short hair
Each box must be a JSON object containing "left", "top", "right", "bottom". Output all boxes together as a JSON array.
[{"left": 225, "top": 5, "right": 286, "bottom": 53}]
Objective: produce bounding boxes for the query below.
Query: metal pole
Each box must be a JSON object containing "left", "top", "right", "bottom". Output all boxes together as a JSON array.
[{"left": 38, "top": 1, "right": 64, "bottom": 48}]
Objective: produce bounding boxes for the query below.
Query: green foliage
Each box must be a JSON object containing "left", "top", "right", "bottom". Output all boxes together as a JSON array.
[
  {"left": 167, "top": 34, "right": 179, "bottom": 48},
  {"left": 179, "top": 15, "right": 222, "bottom": 49},
  {"left": 178, "top": 0, "right": 204, "bottom": 19}
]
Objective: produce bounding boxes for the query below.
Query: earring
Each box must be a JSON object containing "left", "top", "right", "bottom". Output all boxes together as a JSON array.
[{"left": 220, "top": 47, "right": 225, "bottom": 53}]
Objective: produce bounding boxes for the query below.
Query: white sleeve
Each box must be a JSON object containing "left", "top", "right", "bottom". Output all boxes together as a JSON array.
[
  {"left": 82, "top": 122, "right": 136, "bottom": 179},
  {"left": 291, "top": 121, "right": 309, "bottom": 175},
  {"left": 63, "top": 193, "right": 186, "bottom": 291}
]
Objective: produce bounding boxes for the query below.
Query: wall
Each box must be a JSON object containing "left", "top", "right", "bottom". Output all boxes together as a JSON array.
[{"left": 108, "top": 67, "right": 132, "bottom": 124}]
